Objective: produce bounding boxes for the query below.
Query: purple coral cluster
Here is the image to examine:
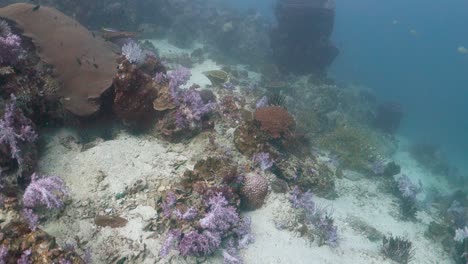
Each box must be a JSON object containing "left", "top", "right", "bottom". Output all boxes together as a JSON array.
[
  {"left": 0, "top": 95, "right": 37, "bottom": 174},
  {"left": 167, "top": 67, "right": 191, "bottom": 98},
  {"left": 0, "top": 20, "right": 22, "bottom": 66},
  {"left": 0, "top": 245, "right": 7, "bottom": 264},
  {"left": 289, "top": 187, "right": 339, "bottom": 247},
  {"left": 21, "top": 173, "right": 68, "bottom": 230},
  {"left": 158, "top": 67, "right": 216, "bottom": 130},
  {"left": 200, "top": 193, "right": 239, "bottom": 232},
  {"left": 23, "top": 173, "right": 68, "bottom": 209},
  {"left": 161, "top": 191, "right": 198, "bottom": 221},
  {"left": 396, "top": 174, "right": 422, "bottom": 200},
  {"left": 121, "top": 41, "right": 145, "bottom": 64},
  {"left": 159, "top": 192, "right": 254, "bottom": 261},
  {"left": 252, "top": 152, "right": 274, "bottom": 171},
  {"left": 174, "top": 87, "right": 216, "bottom": 129}
]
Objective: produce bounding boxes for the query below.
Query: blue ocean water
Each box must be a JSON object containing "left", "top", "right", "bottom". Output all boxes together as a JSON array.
[
  {"left": 236, "top": 0, "right": 468, "bottom": 173},
  {"left": 330, "top": 0, "right": 468, "bottom": 172}
]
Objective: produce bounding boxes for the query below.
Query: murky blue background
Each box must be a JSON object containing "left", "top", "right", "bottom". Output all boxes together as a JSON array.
[{"left": 234, "top": 0, "right": 468, "bottom": 172}]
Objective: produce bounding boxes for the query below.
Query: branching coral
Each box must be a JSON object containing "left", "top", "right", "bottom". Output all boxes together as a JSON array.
[
  {"left": 200, "top": 193, "right": 239, "bottom": 232},
  {"left": 252, "top": 152, "right": 274, "bottom": 171},
  {"left": 174, "top": 87, "right": 216, "bottom": 130},
  {"left": 0, "top": 96, "right": 37, "bottom": 175},
  {"left": 289, "top": 187, "right": 339, "bottom": 247},
  {"left": 23, "top": 173, "right": 68, "bottom": 209},
  {"left": 381, "top": 235, "right": 415, "bottom": 264},
  {"left": 0, "top": 19, "right": 22, "bottom": 66},
  {"left": 395, "top": 174, "right": 422, "bottom": 219}
]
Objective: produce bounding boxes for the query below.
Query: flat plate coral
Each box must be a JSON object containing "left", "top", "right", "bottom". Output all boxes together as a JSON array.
[{"left": 0, "top": 3, "right": 118, "bottom": 116}]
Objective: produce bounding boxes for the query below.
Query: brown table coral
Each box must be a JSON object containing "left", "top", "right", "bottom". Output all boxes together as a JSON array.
[{"left": 0, "top": 3, "right": 118, "bottom": 117}]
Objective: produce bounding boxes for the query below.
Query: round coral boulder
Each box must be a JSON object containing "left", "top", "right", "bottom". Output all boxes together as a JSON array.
[
  {"left": 240, "top": 172, "right": 268, "bottom": 209},
  {"left": 254, "top": 106, "right": 295, "bottom": 139}
]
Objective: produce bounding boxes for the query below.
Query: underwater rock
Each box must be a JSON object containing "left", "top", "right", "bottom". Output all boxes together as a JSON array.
[
  {"left": 0, "top": 221, "right": 85, "bottom": 263},
  {"left": 0, "top": 3, "right": 118, "bottom": 117},
  {"left": 254, "top": 106, "right": 295, "bottom": 139},
  {"left": 240, "top": 172, "right": 268, "bottom": 209}
]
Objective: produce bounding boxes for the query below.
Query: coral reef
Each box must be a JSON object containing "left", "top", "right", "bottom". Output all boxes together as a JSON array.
[
  {"left": 381, "top": 235, "right": 415, "bottom": 264},
  {"left": 240, "top": 172, "right": 269, "bottom": 209},
  {"left": 0, "top": 3, "right": 118, "bottom": 116},
  {"left": 0, "top": 96, "right": 37, "bottom": 178},
  {"left": 289, "top": 187, "right": 339, "bottom": 247},
  {"left": 395, "top": 174, "right": 422, "bottom": 220},
  {"left": 315, "top": 124, "right": 378, "bottom": 172},
  {"left": 0, "top": 222, "right": 85, "bottom": 263},
  {"left": 254, "top": 106, "right": 295, "bottom": 139},
  {"left": 0, "top": 22, "right": 22, "bottom": 66}
]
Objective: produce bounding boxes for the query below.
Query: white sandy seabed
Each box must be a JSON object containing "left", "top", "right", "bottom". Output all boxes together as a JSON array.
[{"left": 37, "top": 40, "right": 455, "bottom": 264}]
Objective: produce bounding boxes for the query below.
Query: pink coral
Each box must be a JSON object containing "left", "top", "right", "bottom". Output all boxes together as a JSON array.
[{"left": 240, "top": 173, "right": 268, "bottom": 209}]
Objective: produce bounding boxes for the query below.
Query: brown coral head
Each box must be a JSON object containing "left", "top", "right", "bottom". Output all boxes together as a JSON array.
[
  {"left": 254, "top": 106, "right": 295, "bottom": 139},
  {"left": 240, "top": 172, "right": 268, "bottom": 209}
]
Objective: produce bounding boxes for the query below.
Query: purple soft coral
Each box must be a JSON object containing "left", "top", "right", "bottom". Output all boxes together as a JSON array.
[
  {"left": 23, "top": 173, "right": 68, "bottom": 209},
  {"left": 178, "top": 230, "right": 221, "bottom": 257},
  {"left": 200, "top": 193, "right": 239, "bottom": 233},
  {"left": 0, "top": 245, "right": 7, "bottom": 264},
  {"left": 252, "top": 152, "right": 274, "bottom": 171},
  {"left": 0, "top": 95, "right": 37, "bottom": 170},
  {"left": 0, "top": 29, "right": 22, "bottom": 66},
  {"left": 397, "top": 174, "right": 422, "bottom": 200},
  {"left": 17, "top": 249, "right": 31, "bottom": 264},
  {"left": 21, "top": 208, "right": 39, "bottom": 231},
  {"left": 233, "top": 216, "right": 255, "bottom": 249},
  {"left": 175, "top": 87, "right": 216, "bottom": 129},
  {"left": 289, "top": 187, "right": 339, "bottom": 247},
  {"left": 168, "top": 67, "right": 191, "bottom": 100},
  {"left": 159, "top": 229, "right": 182, "bottom": 257}
]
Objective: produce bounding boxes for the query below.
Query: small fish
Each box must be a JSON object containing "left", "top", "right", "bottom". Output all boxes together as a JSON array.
[
  {"left": 92, "top": 32, "right": 96, "bottom": 38},
  {"left": 392, "top": 19, "right": 399, "bottom": 25},
  {"left": 409, "top": 29, "right": 419, "bottom": 37},
  {"left": 32, "top": 5, "right": 40, "bottom": 11},
  {"left": 457, "top": 46, "right": 468, "bottom": 54},
  {"left": 76, "top": 57, "right": 82, "bottom": 66},
  {"left": 93, "top": 63, "right": 99, "bottom": 69}
]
